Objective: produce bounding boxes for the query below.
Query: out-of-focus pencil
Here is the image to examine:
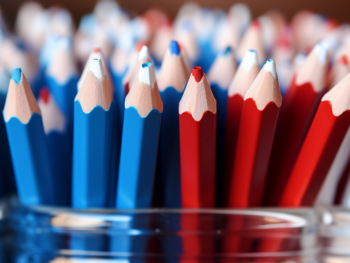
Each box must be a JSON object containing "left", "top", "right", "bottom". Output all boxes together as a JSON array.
[
  {"left": 228, "top": 59, "right": 282, "bottom": 208},
  {"left": 221, "top": 49, "right": 259, "bottom": 207},
  {"left": 280, "top": 72, "right": 350, "bottom": 207},
  {"left": 3, "top": 68, "right": 55, "bottom": 205},
  {"left": 207, "top": 46, "right": 236, "bottom": 206},
  {"left": 237, "top": 20, "right": 265, "bottom": 64},
  {"left": 155, "top": 40, "right": 188, "bottom": 208},
  {"left": 264, "top": 43, "right": 328, "bottom": 206}
]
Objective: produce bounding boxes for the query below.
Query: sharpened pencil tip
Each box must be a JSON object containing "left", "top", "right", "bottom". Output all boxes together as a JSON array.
[
  {"left": 192, "top": 66, "right": 203, "bottom": 82},
  {"left": 138, "top": 62, "right": 156, "bottom": 87},
  {"left": 340, "top": 55, "right": 348, "bottom": 66},
  {"left": 264, "top": 59, "right": 277, "bottom": 78},
  {"left": 240, "top": 50, "right": 258, "bottom": 72},
  {"left": 89, "top": 58, "right": 105, "bottom": 79},
  {"left": 93, "top": 48, "right": 101, "bottom": 53},
  {"left": 11, "top": 68, "right": 22, "bottom": 84},
  {"left": 170, "top": 40, "right": 180, "bottom": 56},
  {"left": 313, "top": 43, "right": 328, "bottom": 64}
]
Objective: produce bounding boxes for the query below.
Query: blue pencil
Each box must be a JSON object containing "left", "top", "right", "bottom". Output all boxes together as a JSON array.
[
  {"left": 46, "top": 37, "right": 78, "bottom": 121},
  {"left": 116, "top": 62, "right": 163, "bottom": 209},
  {"left": 77, "top": 48, "right": 120, "bottom": 207},
  {"left": 155, "top": 40, "right": 189, "bottom": 208},
  {"left": 38, "top": 88, "right": 71, "bottom": 206},
  {"left": 3, "top": 68, "right": 55, "bottom": 205},
  {"left": 0, "top": 66, "right": 15, "bottom": 197},
  {"left": 72, "top": 58, "right": 115, "bottom": 208},
  {"left": 207, "top": 46, "right": 237, "bottom": 206}
]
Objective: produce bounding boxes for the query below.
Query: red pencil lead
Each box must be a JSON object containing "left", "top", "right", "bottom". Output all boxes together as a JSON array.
[
  {"left": 39, "top": 87, "right": 50, "bottom": 104},
  {"left": 192, "top": 66, "right": 203, "bottom": 82}
]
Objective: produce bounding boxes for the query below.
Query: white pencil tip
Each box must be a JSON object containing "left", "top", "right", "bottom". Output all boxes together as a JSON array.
[
  {"left": 89, "top": 58, "right": 105, "bottom": 78},
  {"left": 264, "top": 59, "right": 277, "bottom": 78},
  {"left": 313, "top": 43, "right": 328, "bottom": 64},
  {"left": 138, "top": 62, "right": 156, "bottom": 87},
  {"left": 240, "top": 49, "right": 258, "bottom": 72},
  {"left": 138, "top": 46, "right": 150, "bottom": 61}
]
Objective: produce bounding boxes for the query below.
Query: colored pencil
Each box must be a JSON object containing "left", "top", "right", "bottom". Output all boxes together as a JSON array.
[
  {"left": 46, "top": 37, "right": 78, "bottom": 121},
  {"left": 3, "top": 68, "right": 55, "bottom": 205},
  {"left": 228, "top": 59, "right": 282, "bottom": 208},
  {"left": 0, "top": 65, "right": 15, "bottom": 197},
  {"left": 207, "top": 46, "right": 237, "bottom": 206},
  {"left": 150, "top": 24, "right": 173, "bottom": 68},
  {"left": 155, "top": 40, "right": 188, "bottom": 208},
  {"left": 72, "top": 58, "right": 115, "bottom": 208},
  {"left": 175, "top": 21, "right": 199, "bottom": 67},
  {"left": 221, "top": 49, "right": 260, "bottom": 207},
  {"left": 116, "top": 61, "right": 163, "bottom": 209},
  {"left": 280, "top": 72, "right": 350, "bottom": 207},
  {"left": 237, "top": 20, "right": 265, "bottom": 64},
  {"left": 38, "top": 87, "right": 71, "bottom": 206},
  {"left": 179, "top": 66, "right": 217, "bottom": 208},
  {"left": 264, "top": 43, "right": 328, "bottom": 206},
  {"left": 122, "top": 45, "right": 152, "bottom": 98}
]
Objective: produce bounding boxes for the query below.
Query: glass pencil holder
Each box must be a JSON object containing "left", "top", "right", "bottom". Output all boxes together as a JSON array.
[
  {"left": 318, "top": 205, "right": 350, "bottom": 262},
  {"left": 8, "top": 198, "right": 319, "bottom": 263}
]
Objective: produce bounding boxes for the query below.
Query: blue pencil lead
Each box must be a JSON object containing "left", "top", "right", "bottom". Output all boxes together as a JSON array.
[
  {"left": 11, "top": 68, "right": 22, "bottom": 84},
  {"left": 169, "top": 40, "right": 180, "bottom": 56},
  {"left": 223, "top": 46, "right": 232, "bottom": 55}
]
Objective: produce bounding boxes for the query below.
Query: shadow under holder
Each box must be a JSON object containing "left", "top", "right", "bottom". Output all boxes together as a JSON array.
[{"left": 6, "top": 196, "right": 319, "bottom": 262}]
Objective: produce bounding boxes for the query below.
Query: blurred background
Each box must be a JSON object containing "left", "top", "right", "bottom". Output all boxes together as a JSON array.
[{"left": 1, "top": 0, "right": 350, "bottom": 27}]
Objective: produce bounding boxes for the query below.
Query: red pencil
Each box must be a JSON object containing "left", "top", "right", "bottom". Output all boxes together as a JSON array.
[
  {"left": 179, "top": 66, "right": 216, "bottom": 262},
  {"left": 264, "top": 43, "right": 329, "bottom": 206},
  {"left": 222, "top": 49, "right": 260, "bottom": 207},
  {"left": 228, "top": 59, "right": 282, "bottom": 208},
  {"left": 280, "top": 72, "right": 350, "bottom": 207},
  {"left": 179, "top": 66, "right": 217, "bottom": 208}
]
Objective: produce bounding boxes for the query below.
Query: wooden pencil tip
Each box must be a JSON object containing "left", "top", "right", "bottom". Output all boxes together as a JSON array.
[
  {"left": 192, "top": 66, "right": 203, "bottom": 82},
  {"left": 89, "top": 58, "right": 105, "bottom": 78},
  {"left": 313, "top": 43, "right": 328, "bottom": 64},
  {"left": 39, "top": 87, "right": 50, "bottom": 104},
  {"left": 264, "top": 59, "right": 277, "bottom": 78},
  {"left": 240, "top": 50, "right": 258, "bottom": 71},
  {"left": 169, "top": 40, "right": 180, "bottom": 56},
  {"left": 11, "top": 68, "right": 22, "bottom": 84}
]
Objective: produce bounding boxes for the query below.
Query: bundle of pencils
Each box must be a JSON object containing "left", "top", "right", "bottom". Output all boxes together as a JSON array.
[{"left": 1, "top": 0, "right": 350, "bottom": 216}]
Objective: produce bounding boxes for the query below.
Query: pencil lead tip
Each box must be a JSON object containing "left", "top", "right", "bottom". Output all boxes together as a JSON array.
[
  {"left": 89, "top": 58, "right": 105, "bottom": 78},
  {"left": 93, "top": 48, "right": 101, "bottom": 53},
  {"left": 340, "top": 55, "right": 348, "bottom": 66},
  {"left": 192, "top": 66, "right": 203, "bottom": 82},
  {"left": 169, "top": 40, "right": 180, "bottom": 56},
  {"left": 251, "top": 20, "right": 260, "bottom": 29},
  {"left": 39, "top": 87, "right": 50, "bottom": 104},
  {"left": 264, "top": 59, "right": 277, "bottom": 78},
  {"left": 11, "top": 68, "right": 22, "bottom": 84}
]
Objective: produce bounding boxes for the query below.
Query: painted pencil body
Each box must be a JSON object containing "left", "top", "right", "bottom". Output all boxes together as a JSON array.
[
  {"left": 221, "top": 49, "right": 259, "bottom": 207},
  {"left": 3, "top": 68, "right": 55, "bottom": 205},
  {"left": 156, "top": 40, "right": 188, "bottom": 208},
  {"left": 228, "top": 59, "right": 282, "bottom": 208},
  {"left": 72, "top": 58, "right": 115, "bottom": 208},
  {"left": 38, "top": 88, "right": 71, "bottom": 206},
  {"left": 117, "top": 62, "right": 163, "bottom": 209},
  {"left": 179, "top": 66, "right": 217, "bottom": 208},
  {"left": 280, "top": 73, "right": 350, "bottom": 207},
  {"left": 207, "top": 46, "right": 236, "bottom": 206},
  {"left": 264, "top": 43, "right": 328, "bottom": 206}
]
